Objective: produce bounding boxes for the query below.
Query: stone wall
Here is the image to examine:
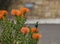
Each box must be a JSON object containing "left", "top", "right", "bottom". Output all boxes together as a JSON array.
[{"left": 9, "top": 0, "right": 60, "bottom": 19}]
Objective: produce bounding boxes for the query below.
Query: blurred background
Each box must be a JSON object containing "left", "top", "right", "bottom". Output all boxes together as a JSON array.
[
  {"left": 1, "top": 0, "right": 60, "bottom": 19},
  {"left": 0, "top": 0, "right": 60, "bottom": 44},
  {"left": 10, "top": 0, "right": 60, "bottom": 19}
]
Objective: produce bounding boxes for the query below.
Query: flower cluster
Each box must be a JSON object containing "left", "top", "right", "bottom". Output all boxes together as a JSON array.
[
  {"left": 0, "top": 10, "right": 8, "bottom": 19},
  {"left": 21, "top": 27, "right": 42, "bottom": 40},
  {"left": 0, "top": 7, "right": 29, "bottom": 20},
  {"left": 0, "top": 7, "right": 42, "bottom": 44},
  {"left": 11, "top": 7, "right": 29, "bottom": 16}
]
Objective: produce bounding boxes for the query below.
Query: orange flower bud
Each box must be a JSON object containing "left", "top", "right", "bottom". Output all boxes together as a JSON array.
[
  {"left": 32, "top": 33, "right": 42, "bottom": 39},
  {"left": 20, "top": 7, "right": 30, "bottom": 13},
  {"left": 20, "top": 7, "right": 26, "bottom": 13},
  {"left": 21, "top": 27, "right": 30, "bottom": 34},
  {"left": 11, "top": 9, "right": 22, "bottom": 16},
  {"left": 11, "top": 9, "right": 18, "bottom": 16},
  {"left": 0, "top": 10, "right": 8, "bottom": 16},
  {"left": 1, "top": 10, "right": 8, "bottom": 16},
  {"left": 31, "top": 28, "right": 38, "bottom": 32},
  {"left": 16, "top": 10, "right": 22, "bottom": 16},
  {"left": 0, "top": 11, "right": 3, "bottom": 15}
]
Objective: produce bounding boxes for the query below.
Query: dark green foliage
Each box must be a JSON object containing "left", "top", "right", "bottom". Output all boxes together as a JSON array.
[{"left": 35, "top": 22, "right": 38, "bottom": 28}]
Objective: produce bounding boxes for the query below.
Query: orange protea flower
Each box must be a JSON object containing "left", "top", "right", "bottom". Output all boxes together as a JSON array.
[
  {"left": 0, "top": 10, "right": 7, "bottom": 20},
  {"left": 11, "top": 9, "right": 22, "bottom": 16},
  {"left": 25, "top": 8, "right": 30, "bottom": 12},
  {"left": 32, "top": 33, "right": 42, "bottom": 39},
  {"left": 21, "top": 27, "right": 30, "bottom": 34},
  {"left": 20, "top": 7, "right": 30, "bottom": 13},
  {"left": 11, "top": 9, "right": 18, "bottom": 16},
  {"left": 1, "top": 10, "right": 8, "bottom": 16},
  {"left": 0, "top": 10, "right": 7, "bottom": 16},
  {"left": 0, "top": 11, "right": 3, "bottom": 15},
  {"left": 31, "top": 28, "right": 38, "bottom": 32},
  {"left": 16, "top": 10, "right": 22, "bottom": 16}
]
